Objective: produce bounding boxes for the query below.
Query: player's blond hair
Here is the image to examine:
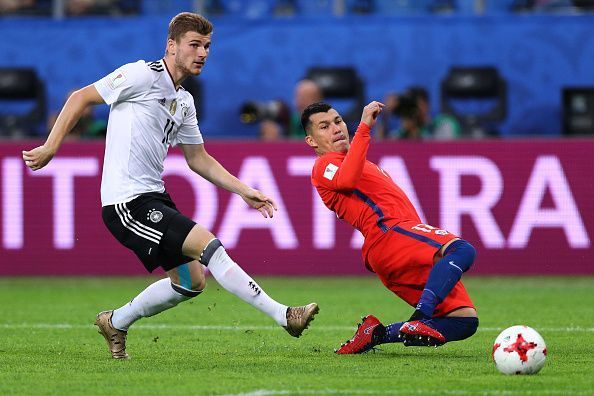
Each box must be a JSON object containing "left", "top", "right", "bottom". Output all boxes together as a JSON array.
[{"left": 167, "top": 12, "right": 213, "bottom": 43}]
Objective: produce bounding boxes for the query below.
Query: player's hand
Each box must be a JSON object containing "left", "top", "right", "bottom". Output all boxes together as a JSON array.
[
  {"left": 240, "top": 188, "right": 278, "bottom": 218},
  {"left": 360, "top": 101, "right": 385, "bottom": 128},
  {"left": 22, "top": 145, "right": 55, "bottom": 171}
]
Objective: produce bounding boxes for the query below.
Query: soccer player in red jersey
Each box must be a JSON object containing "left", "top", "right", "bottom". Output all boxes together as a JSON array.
[{"left": 303, "top": 101, "right": 479, "bottom": 353}]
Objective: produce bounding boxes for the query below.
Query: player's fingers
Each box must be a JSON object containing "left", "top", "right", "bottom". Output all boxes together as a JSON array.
[
  {"left": 24, "top": 157, "right": 37, "bottom": 167},
  {"left": 262, "top": 202, "right": 274, "bottom": 218},
  {"left": 259, "top": 205, "right": 271, "bottom": 218},
  {"left": 267, "top": 197, "right": 278, "bottom": 211},
  {"left": 254, "top": 191, "right": 277, "bottom": 212}
]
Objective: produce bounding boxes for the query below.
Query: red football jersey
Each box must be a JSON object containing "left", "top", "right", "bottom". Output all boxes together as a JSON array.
[{"left": 311, "top": 123, "right": 422, "bottom": 255}]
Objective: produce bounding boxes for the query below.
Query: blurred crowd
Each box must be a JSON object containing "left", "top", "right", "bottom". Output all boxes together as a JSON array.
[
  {"left": 250, "top": 80, "right": 464, "bottom": 142},
  {"left": 0, "top": 0, "right": 139, "bottom": 16},
  {"left": 2, "top": 0, "right": 594, "bottom": 17},
  {"left": 1, "top": 0, "right": 593, "bottom": 140}
]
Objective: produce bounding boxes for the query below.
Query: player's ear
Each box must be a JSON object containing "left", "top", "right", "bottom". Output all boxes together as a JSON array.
[
  {"left": 305, "top": 134, "right": 317, "bottom": 149},
  {"left": 166, "top": 38, "right": 176, "bottom": 55}
]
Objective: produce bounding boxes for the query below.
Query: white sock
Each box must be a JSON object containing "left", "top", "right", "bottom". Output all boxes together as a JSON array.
[
  {"left": 111, "top": 278, "right": 191, "bottom": 331},
  {"left": 208, "top": 246, "right": 288, "bottom": 326}
]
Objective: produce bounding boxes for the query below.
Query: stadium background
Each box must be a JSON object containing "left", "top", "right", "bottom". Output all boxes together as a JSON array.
[{"left": 0, "top": 0, "right": 593, "bottom": 276}]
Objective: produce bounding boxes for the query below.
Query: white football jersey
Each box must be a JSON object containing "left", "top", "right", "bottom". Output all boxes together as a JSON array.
[{"left": 94, "top": 59, "right": 204, "bottom": 206}]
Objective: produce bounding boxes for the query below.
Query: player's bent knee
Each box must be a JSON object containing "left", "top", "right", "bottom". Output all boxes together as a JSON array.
[
  {"left": 438, "top": 316, "right": 479, "bottom": 342},
  {"left": 460, "top": 317, "right": 479, "bottom": 340},
  {"left": 443, "top": 239, "right": 476, "bottom": 272},
  {"left": 447, "top": 317, "right": 479, "bottom": 342},
  {"left": 191, "top": 276, "right": 206, "bottom": 292},
  {"left": 199, "top": 238, "right": 224, "bottom": 266},
  {"left": 182, "top": 225, "right": 217, "bottom": 259},
  {"left": 447, "top": 306, "right": 478, "bottom": 318}
]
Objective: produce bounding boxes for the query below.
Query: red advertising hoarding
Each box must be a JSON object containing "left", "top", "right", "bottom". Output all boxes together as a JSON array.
[{"left": 1, "top": 140, "right": 592, "bottom": 276}]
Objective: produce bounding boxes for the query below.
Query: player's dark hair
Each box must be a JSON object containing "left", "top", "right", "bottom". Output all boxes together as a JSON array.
[
  {"left": 168, "top": 12, "right": 213, "bottom": 43},
  {"left": 301, "top": 102, "right": 333, "bottom": 135}
]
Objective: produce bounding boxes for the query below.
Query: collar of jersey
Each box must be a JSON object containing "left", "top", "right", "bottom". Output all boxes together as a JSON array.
[{"left": 162, "top": 58, "right": 181, "bottom": 92}]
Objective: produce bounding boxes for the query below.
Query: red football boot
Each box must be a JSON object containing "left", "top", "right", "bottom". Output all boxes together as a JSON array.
[
  {"left": 335, "top": 315, "right": 386, "bottom": 354},
  {"left": 398, "top": 320, "right": 446, "bottom": 347}
]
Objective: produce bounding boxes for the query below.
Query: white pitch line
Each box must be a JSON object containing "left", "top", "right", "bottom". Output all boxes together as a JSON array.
[
  {"left": 218, "top": 389, "right": 590, "bottom": 396},
  {"left": 219, "top": 390, "right": 403, "bottom": 396},
  {"left": 0, "top": 323, "right": 592, "bottom": 332}
]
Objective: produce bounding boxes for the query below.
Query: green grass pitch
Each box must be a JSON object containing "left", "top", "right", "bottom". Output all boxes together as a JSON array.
[{"left": 0, "top": 276, "right": 592, "bottom": 395}]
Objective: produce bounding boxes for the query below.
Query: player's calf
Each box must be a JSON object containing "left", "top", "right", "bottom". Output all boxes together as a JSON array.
[
  {"left": 399, "top": 316, "right": 479, "bottom": 347},
  {"left": 415, "top": 239, "right": 476, "bottom": 319},
  {"left": 110, "top": 278, "right": 201, "bottom": 333},
  {"left": 97, "top": 278, "right": 203, "bottom": 359},
  {"left": 431, "top": 316, "right": 479, "bottom": 342},
  {"left": 198, "top": 238, "right": 311, "bottom": 330}
]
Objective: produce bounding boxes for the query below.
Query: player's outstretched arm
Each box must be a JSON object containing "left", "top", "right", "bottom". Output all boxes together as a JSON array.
[
  {"left": 22, "top": 84, "right": 105, "bottom": 171},
  {"left": 180, "top": 143, "right": 278, "bottom": 218},
  {"left": 360, "top": 101, "right": 384, "bottom": 129},
  {"left": 331, "top": 101, "right": 385, "bottom": 190}
]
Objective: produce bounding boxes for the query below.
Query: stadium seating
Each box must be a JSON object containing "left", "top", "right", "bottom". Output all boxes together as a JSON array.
[
  {"left": 0, "top": 68, "right": 46, "bottom": 138},
  {"left": 562, "top": 87, "right": 594, "bottom": 135},
  {"left": 440, "top": 66, "right": 507, "bottom": 138},
  {"left": 305, "top": 67, "right": 366, "bottom": 130}
]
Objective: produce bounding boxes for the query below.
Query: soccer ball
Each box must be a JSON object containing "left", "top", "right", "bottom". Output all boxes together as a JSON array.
[{"left": 492, "top": 325, "right": 547, "bottom": 375}]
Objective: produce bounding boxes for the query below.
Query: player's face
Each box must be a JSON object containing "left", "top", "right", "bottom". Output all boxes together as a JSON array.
[
  {"left": 306, "top": 109, "right": 350, "bottom": 155},
  {"left": 173, "top": 31, "right": 211, "bottom": 76}
]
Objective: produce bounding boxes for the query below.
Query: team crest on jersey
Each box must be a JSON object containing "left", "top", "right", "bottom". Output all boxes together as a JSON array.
[
  {"left": 147, "top": 209, "right": 163, "bottom": 223},
  {"left": 169, "top": 99, "right": 177, "bottom": 116},
  {"left": 181, "top": 102, "right": 189, "bottom": 118}
]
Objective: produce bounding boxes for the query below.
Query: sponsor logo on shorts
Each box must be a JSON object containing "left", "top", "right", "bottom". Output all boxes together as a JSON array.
[{"left": 147, "top": 209, "right": 163, "bottom": 223}]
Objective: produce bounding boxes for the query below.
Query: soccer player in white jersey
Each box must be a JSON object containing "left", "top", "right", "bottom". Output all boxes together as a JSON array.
[{"left": 22, "top": 12, "right": 318, "bottom": 359}]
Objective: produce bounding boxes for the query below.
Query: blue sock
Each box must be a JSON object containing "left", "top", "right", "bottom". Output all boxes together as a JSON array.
[
  {"left": 381, "top": 321, "right": 405, "bottom": 344},
  {"left": 416, "top": 240, "right": 476, "bottom": 318},
  {"left": 424, "top": 316, "right": 479, "bottom": 342},
  {"left": 381, "top": 317, "right": 478, "bottom": 344}
]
